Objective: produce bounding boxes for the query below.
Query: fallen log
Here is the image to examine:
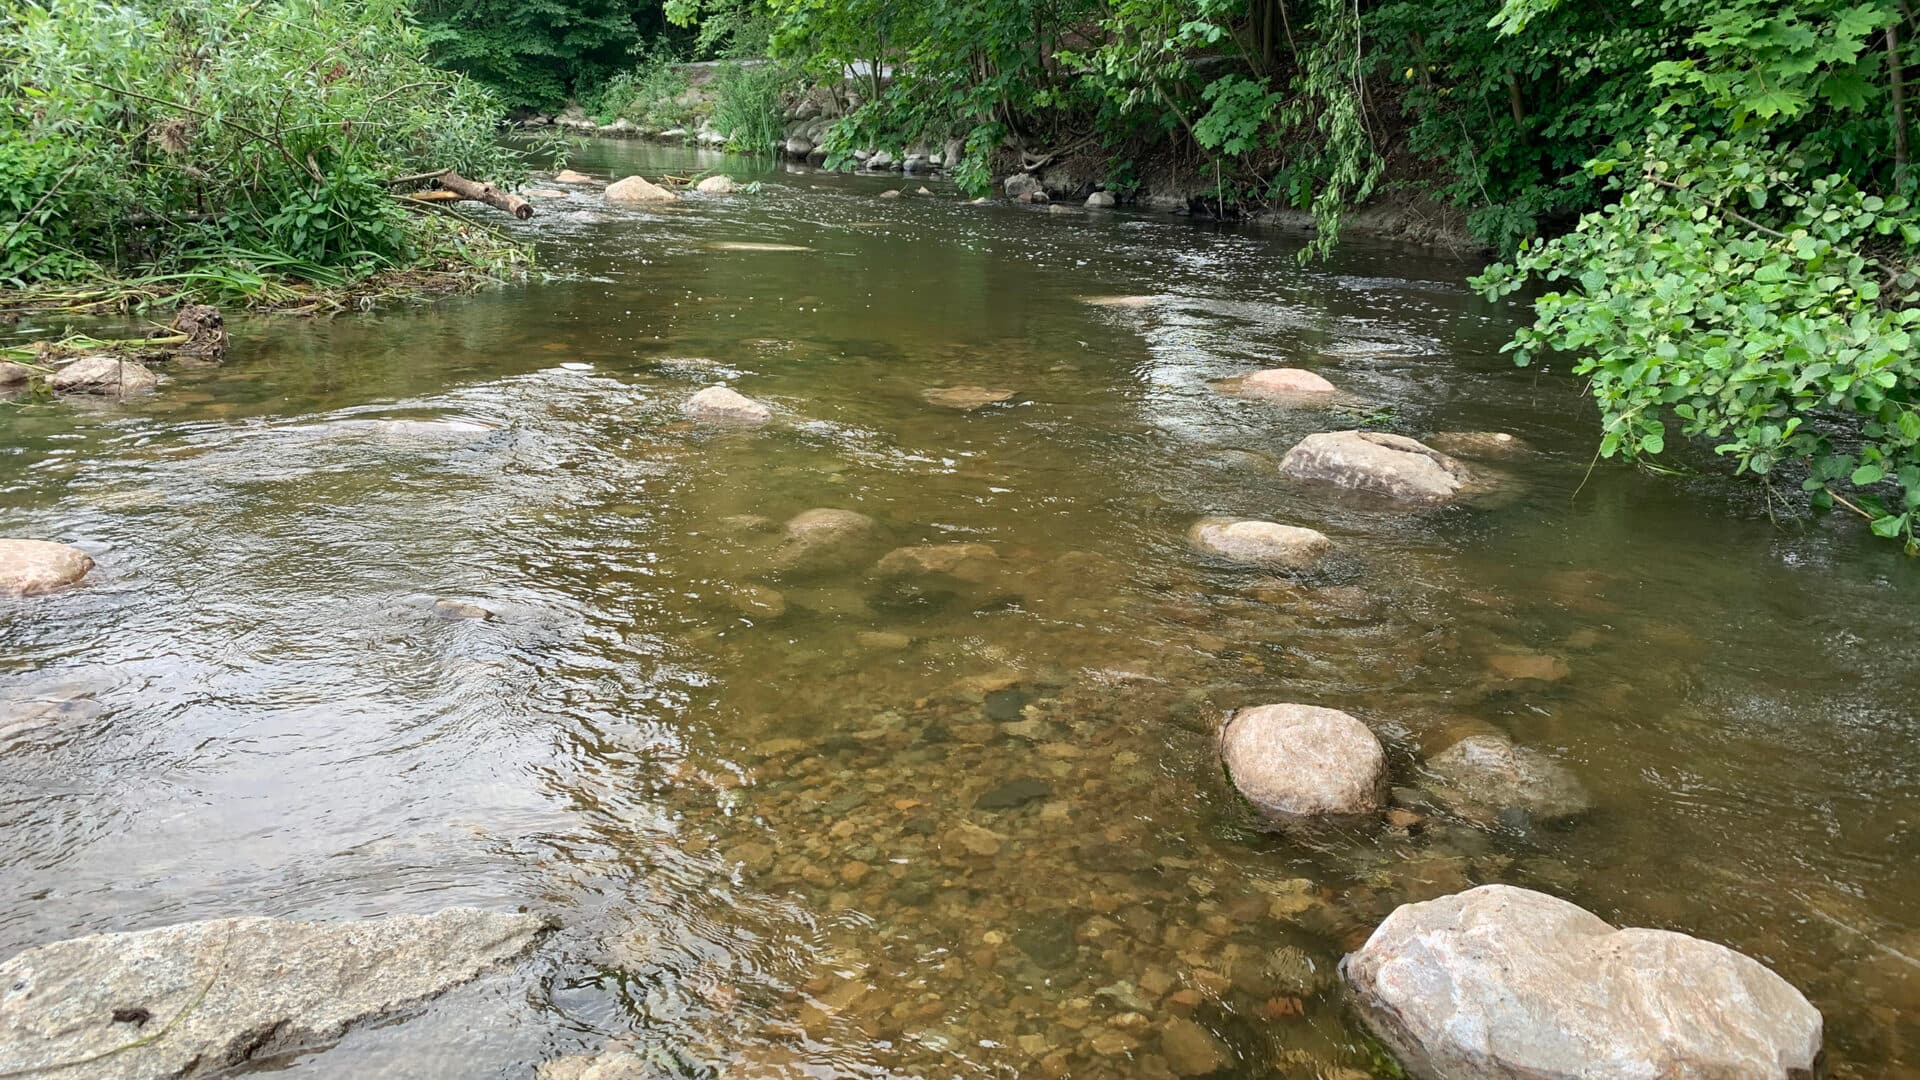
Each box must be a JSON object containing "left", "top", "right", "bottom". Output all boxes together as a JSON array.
[
  {"left": 436, "top": 171, "right": 533, "bottom": 220},
  {"left": 387, "top": 170, "right": 534, "bottom": 220}
]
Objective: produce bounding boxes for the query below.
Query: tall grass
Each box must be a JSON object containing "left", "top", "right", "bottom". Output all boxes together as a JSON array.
[{"left": 709, "top": 64, "right": 790, "bottom": 153}]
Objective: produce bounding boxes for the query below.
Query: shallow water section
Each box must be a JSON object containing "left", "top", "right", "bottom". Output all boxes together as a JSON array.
[{"left": 3, "top": 139, "right": 1919, "bottom": 1077}]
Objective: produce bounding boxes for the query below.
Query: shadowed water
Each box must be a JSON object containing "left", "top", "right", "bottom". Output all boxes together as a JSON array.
[{"left": 2, "top": 139, "right": 1917, "bottom": 1077}]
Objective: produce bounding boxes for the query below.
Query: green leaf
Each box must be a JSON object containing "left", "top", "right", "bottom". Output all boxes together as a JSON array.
[{"left": 1852, "top": 463, "right": 1886, "bottom": 485}]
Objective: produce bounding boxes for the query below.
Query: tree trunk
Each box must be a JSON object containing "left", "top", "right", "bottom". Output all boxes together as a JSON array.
[
  {"left": 1891, "top": 23, "right": 1910, "bottom": 182},
  {"left": 434, "top": 171, "right": 533, "bottom": 220}
]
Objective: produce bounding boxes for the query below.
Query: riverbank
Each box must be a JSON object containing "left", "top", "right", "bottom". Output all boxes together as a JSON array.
[{"left": 520, "top": 62, "right": 1485, "bottom": 253}]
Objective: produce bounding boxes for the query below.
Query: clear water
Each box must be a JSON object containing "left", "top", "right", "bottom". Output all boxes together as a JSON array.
[{"left": 2, "top": 139, "right": 1917, "bottom": 1078}]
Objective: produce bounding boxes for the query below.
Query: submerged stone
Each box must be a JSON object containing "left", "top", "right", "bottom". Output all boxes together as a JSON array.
[
  {"left": 1424, "top": 734, "right": 1590, "bottom": 826},
  {"left": 1161, "top": 1016, "right": 1232, "bottom": 1076},
  {"left": 772, "top": 508, "right": 880, "bottom": 573},
  {"left": 922, "top": 385, "right": 1015, "bottom": 410},
  {"left": 0, "top": 908, "right": 548, "bottom": 1079},
  {"left": 1012, "top": 913, "right": 1079, "bottom": 968},
  {"left": 1343, "top": 885, "right": 1822, "bottom": 1080},
  {"left": 1427, "top": 431, "right": 1529, "bottom": 458},
  {"left": 975, "top": 777, "right": 1052, "bottom": 810}
]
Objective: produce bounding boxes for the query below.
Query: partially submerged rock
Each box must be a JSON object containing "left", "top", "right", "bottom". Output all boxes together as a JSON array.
[
  {"left": 1279, "top": 431, "right": 1470, "bottom": 504},
  {"left": 695, "top": 175, "right": 737, "bottom": 194},
  {"left": 1424, "top": 734, "right": 1590, "bottom": 826},
  {"left": 553, "top": 169, "right": 598, "bottom": 184},
  {"left": 681, "top": 385, "right": 772, "bottom": 425},
  {"left": 0, "top": 361, "right": 33, "bottom": 387},
  {"left": 0, "top": 539, "right": 94, "bottom": 597},
  {"left": 1220, "top": 704, "right": 1386, "bottom": 817},
  {"left": 1187, "top": 517, "right": 1332, "bottom": 571},
  {"left": 0, "top": 908, "right": 549, "bottom": 1080},
  {"left": 922, "top": 386, "right": 1014, "bottom": 411},
  {"left": 1343, "top": 885, "right": 1822, "bottom": 1080},
  {"left": 1086, "top": 191, "right": 1117, "bottom": 209},
  {"left": 773, "top": 508, "right": 881, "bottom": 573},
  {"left": 605, "top": 175, "right": 678, "bottom": 203},
  {"left": 51, "top": 355, "right": 159, "bottom": 395}
]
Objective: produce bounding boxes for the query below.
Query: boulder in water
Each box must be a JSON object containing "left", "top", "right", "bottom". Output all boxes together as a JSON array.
[
  {"left": 1279, "top": 431, "right": 1470, "bottom": 504},
  {"left": 51, "top": 355, "right": 159, "bottom": 395},
  {"left": 681, "top": 386, "right": 772, "bottom": 425},
  {"left": 1004, "top": 173, "right": 1043, "bottom": 199},
  {"left": 1342, "top": 884, "right": 1822, "bottom": 1080},
  {"left": 1220, "top": 704, "right": 1386, "bottom": 817},
  {"left": 783, "top": 136, "right": 813, "bottom": 159},
  {"left": 878, "top": 189, "right": 903, "bottom": 199},
  {"left": 605, "top": 175, "right": 678, "bottom": 203},
  {"left": 0, "top": 908, "right": 549, "bottom": 1080},
  {"left": 0, "top": 540, "right": 94, "bottom": 597},
  {"left": 1187, "top": 517, "right": 1331, "bottom": 571},
  {"left": 696, "top": 175, "right": 737, "bottom": 194},
  {"left": 1424, "top": 734, "right": 1590, "bottom": 826},
  {"left": 0, "top": 361, "right": 34, "bottom": 387},
  {"left": 553, "top": 169, "right": 598, "bottom": 184},
  {"left": 1086, "top": 191, "right": 1117, "bottom": 208}
]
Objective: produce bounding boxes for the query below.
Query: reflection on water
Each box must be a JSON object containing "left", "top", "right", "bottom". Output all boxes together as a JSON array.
[{"left": 2, "top": 139, "right": 1918, "bottom": 1078}]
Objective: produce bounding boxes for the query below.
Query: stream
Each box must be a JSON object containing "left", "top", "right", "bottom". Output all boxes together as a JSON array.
[{"left": 2, "top": 138, "right": 1918, "bottom": 1077}]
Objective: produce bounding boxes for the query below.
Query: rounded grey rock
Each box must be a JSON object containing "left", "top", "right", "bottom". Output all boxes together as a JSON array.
[
  {"left": 1220, "top": 703, "right": 1385, "bottom": 817},
  {"left": 1280, "top": 430, "right": 1471, "bottom": 504}
]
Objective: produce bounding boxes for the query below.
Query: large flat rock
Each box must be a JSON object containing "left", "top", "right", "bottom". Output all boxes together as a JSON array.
[
  {"left": 1343, "top": 885, "right": 1822, "bottom": 1079},
  {"left": 0, "top": 908, "right": 548, "bottom": 1079}
]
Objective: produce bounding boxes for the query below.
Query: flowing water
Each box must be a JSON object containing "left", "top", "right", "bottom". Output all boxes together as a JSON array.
[{"left": 3, "top": 139, "right": 1919, "bottom": 1077}]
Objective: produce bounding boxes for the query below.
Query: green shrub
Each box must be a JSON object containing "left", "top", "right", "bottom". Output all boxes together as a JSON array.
[
  {"left": 585, "top": 41, "right": 698, "bottom": 127},
  {"left": 1, "top": 0, "right": 528, "bottom": 301},
  {"left": 1476, "top": 132, "right": 1920, "bottom": 550}
]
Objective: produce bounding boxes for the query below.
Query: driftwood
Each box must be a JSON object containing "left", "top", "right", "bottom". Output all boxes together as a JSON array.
[{"left": 389, "top": 170, "right": 533, "bottom": 220}]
